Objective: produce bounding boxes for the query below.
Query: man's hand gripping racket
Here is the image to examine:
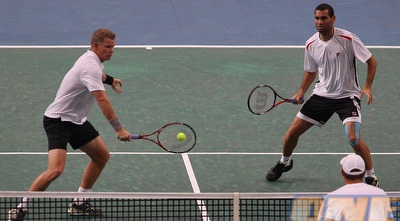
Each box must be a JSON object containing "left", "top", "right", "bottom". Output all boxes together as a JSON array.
[
  {"left": 129, "top": 122, "right": 197, "bottom": 153},
  {"left": 247, "top": 84, "right": 303, "bottom": 115}
]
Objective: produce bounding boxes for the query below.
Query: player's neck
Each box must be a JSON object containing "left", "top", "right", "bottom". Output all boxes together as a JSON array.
[
  {"left": 319, "top": 28, "right": 334, "bottom": 41},
  {"left": 344, "top": 179, "right": 363, "bottom": 185}
]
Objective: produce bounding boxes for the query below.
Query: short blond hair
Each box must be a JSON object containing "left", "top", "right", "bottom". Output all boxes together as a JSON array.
[{"left": 91, "top": 28, "right": 115, "bottom": 45}]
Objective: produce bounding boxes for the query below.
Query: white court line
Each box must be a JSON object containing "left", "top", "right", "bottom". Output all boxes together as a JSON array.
[
  {"left": 186, "top": 152, "right": 400, "bottom": 155},
  {"left": 181, "top": 153, "right": 210, "bottom": 221},
  {"left": 0, "top": 152, "right": 399, "bottom": 155},
  {"left": 0, "top": 45, "right": 399, "bottom": 49},
  {"left": 181, "top": 153, "right": 201, "bottom": 193}
]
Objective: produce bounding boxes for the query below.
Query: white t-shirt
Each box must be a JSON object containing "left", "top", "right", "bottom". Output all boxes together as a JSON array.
[
  {"left": 44, "top": 50, "right": 105, "bottom": 124},
  {"left": 304, "top": 27, "right": 372, "bottom": 99},
  {"left": 318, "top": 183, "right": 393, "bottom": 221}
]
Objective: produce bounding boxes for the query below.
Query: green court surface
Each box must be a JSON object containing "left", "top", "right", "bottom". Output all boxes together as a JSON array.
[{"left": 1, "top": 47, "right": 399, "bottom": 193}]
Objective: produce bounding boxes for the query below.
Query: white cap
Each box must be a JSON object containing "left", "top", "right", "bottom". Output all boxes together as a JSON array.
[{"left": 340, "top": 154, "right": 365, "bottom": 176}]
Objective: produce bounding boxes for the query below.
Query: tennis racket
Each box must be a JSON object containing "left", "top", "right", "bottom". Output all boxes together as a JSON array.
[
  {"left": 130, "top": 122, "right": 197, "bottom": 153},
  {"left": 247, "top": 84, "right": 303, "bottom": 115}
]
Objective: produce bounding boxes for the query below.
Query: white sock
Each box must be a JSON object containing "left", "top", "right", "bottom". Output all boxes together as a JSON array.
[
  {"left": 17, "top": 197, "right": 30, "bottom": 211},
  {"left": 280, "top": 155, "right": 292, "bottom": 166},
  {"left": 366, "top": 169, "right": 375, "bottom": 177},
  {"left": 74, "top": 187, "right": 91, "bottom": 205}
]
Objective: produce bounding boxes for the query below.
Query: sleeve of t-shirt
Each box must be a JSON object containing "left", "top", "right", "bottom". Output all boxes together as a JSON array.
[
  {"left": 318, "top": 198, "right": 334, "bottom": 221},
  {"left": 80, "top": 65, "right": 105, "bottom": 92},
  {"left": 304, "top": 45, "right": 318, "bottom": 73},
  {"left": 351, "top": 33, "right": 372, "bottom": 64}
]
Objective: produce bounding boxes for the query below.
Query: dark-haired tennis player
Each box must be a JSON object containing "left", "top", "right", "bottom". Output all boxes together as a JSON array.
[
  {"left": 9, "top": 28, "right": 131, "bottom": 221},
  {"left": 266, "top": 3, "right": 379, "bottom": 187}
]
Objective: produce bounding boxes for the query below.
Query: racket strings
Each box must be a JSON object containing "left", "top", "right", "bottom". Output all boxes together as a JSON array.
[
  {"left": 248, "top": 86, "right": 275, "bottom": 114},
  {"left": 158, "top": 124, "right": 196, "bottom": 153}
]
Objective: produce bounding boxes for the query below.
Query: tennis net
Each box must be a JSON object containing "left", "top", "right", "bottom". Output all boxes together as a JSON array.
[{"left": 1, "top": 191, "right": 399, "bottom": 220}]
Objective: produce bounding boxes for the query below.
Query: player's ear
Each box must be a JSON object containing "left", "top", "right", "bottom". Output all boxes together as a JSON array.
[{"left": 92, "top": 42, "right": 98, "bottom": 49}]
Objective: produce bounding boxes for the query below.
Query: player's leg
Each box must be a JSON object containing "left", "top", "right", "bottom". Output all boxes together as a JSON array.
[
  {"left": 9, "top": 117, "right": 69, "bottom": 221},
  {"left": 341, "top": 97, "right": 379, "bottom": 186},
  {"left": 344, "top": 122, "right": 378, "bottom": 186},
  {"left": 68, "top": 135, "right": 110, "bottom": 216},
  {"left": 29, "top": 149, "right": 67, "bottom": 191},
  {"left": 79, "top": 135, "right": 110, "bottom": 189},
  {"left": 266, "top": 116, "right": 314, "bottom": 181},
  {"left": 8, "top": 149, "right": 67, "bottom": 221},
  {"left": 266, "top": 95, "right": 329, "bottom": 182},
  {"left": 282, "top": 117, "right": 314, "bottom": 157},
  {"left": 31, "top": 117, "right": 70, "bottom": 191},
  {"left": 63, "top": 119, "right": 109, "bottom": 216}
]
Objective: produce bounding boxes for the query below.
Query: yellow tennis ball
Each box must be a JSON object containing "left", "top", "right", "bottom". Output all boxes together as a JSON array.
[{"left": 177, "top": 132, "right": 186, "bottom": 141}]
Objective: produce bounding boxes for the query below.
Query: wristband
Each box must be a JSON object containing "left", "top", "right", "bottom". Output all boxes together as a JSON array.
[
  {"left": 109, "top": 118, "right": 122, "bottom": 132},
  {"left": 104, "top": 74, "right": 114, "bottom": 85}
]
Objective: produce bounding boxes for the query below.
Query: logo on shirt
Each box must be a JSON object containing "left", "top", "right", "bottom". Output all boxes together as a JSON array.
[{"left": 336, "top": 52, "right": 341, "bottom": 57}]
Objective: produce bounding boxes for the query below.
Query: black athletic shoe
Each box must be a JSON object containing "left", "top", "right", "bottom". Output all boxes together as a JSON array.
[
  {"left": 365, "top": 176, "right": 379, "bottom": 187},
  {"left": 8, "top": 208, "right": 27, "bottom": 221},
  {"left": 266, "top": 159, "right": 293, "bottom": 181},
  {"left": 68, "top": 201, "right": 102, "bottom": 216}
]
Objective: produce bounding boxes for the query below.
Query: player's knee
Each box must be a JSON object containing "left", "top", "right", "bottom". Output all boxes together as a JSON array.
[
  {"left": 348, "top": 136, "right": 358, "bottom": 147},
  {"left": 103, "top": 152, "right": 111, "bottom": 164},
  {"left": 46, "top": 168, "right": 64, "bottom": 181},
  {"left": 347, "top": 131, "right": 358, "bottom": 146},
  {"left": 344, "top": 123, "right": 360, "bottom": 147},
  {"left": 94, "top": 152, "right": 110, "bottom": 168}
]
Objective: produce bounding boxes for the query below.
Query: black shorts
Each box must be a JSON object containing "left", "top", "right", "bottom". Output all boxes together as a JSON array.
[
  {"left": 297, "top": 95, "right": 362, "bottom": 127},
  {"left": 43, "top": 116, "right": 99, "bottom": 150}
]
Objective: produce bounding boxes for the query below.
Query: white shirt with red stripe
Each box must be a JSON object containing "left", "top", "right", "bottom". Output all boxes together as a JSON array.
[{"left": 304, "top": 27, "right": 372, "bottom": 99}]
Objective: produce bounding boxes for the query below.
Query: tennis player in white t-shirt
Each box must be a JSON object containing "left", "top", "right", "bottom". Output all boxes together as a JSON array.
[
  {"left": 317, "top": 154, "right": 393, "bottom": 221},
  {"left": 9, "top": 28, "right": 131, "bottom": 221},
  {"left": 266, "top": 3, "right": 379, "bottom": 187}
]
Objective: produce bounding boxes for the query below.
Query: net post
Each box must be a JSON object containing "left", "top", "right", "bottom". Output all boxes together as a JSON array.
[{"left": 233, "top": 192, "right": 240, "bottom": 221}]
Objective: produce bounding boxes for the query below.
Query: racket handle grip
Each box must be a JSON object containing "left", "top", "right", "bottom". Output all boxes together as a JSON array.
[
  {"left": 289, "top": 98, "right": 304, "bottom": 104},
  {"left": 131, "top": 134, "right": 141, "bottom": 139}
]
